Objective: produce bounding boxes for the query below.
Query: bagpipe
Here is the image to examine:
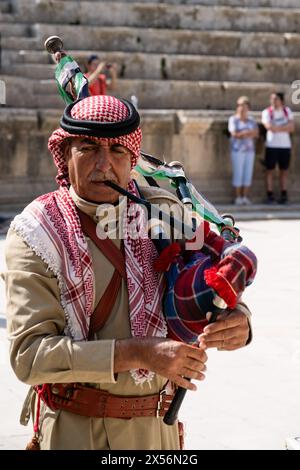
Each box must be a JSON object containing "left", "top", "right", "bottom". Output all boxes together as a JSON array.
[{"left": 44, "top": 36, "right": 257, "bottom": 426}]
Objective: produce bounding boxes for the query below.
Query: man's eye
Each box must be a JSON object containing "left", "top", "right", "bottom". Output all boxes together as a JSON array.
[
  {"left": 112, "top": 146, "right": 126, "bottom": 154},
  {"left": 81, "top": 146, "right": 95, "bottom": 152}
]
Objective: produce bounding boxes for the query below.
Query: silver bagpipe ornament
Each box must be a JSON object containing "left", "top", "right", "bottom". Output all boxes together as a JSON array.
[{"left": 45, "top": 37, "right": 257, "bottom": 426}]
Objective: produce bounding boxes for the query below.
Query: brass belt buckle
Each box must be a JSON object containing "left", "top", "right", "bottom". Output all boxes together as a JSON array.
[{"left": 156, "top": 389, "right": 166, "bottom": 418}]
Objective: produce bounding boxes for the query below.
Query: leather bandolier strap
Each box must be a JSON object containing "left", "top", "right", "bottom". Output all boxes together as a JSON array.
[{"left": 77, "top": 208, "right": 127, "bottom": 338}]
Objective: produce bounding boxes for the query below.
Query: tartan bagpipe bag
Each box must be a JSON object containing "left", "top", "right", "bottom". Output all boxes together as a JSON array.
[{"left": 153, "top": 220, "right": 257, "bottom": 344}]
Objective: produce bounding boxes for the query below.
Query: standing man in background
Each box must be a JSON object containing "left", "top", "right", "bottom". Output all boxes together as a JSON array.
[
  {"left": 85, "top": 54, "right": 117, "bottom": 96},
  {"left": 262, "top": 92, "right": 294, "bottom": 204}
]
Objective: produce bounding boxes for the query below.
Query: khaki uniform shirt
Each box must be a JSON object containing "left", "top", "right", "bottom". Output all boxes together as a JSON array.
[{"left": 3, "top": 185, "right": 252, "bottom": 450}]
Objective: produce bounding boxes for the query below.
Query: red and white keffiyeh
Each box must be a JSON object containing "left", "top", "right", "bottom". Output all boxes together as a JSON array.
[
  {"left": 48, "top": 95, "right": 142, "bottom": 187},
  {"left": 11, "top": 96, "right": 167, "bottom": 385}
]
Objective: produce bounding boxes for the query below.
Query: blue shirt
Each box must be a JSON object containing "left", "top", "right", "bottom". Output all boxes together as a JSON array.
[{"left": 228, "top": 115, "right": 257, "bottom": 153}]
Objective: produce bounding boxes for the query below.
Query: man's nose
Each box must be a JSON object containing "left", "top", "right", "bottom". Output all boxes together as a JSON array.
[{"left": 94, "top": 147, "right": 112, "bottom": 172}]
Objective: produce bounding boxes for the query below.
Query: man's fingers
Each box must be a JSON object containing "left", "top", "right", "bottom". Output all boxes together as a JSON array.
[
  {"left": 186, "top": 345, "right": 208, "bottom": 363},
  {"left": 54, "top": 51, "right": 62, "bottom": 63},
  {"left": 182, "top": 369, "right": 206, "bottom": 381},
  {"left": 200, "top": 326, "right": 245, "bottom": 343},
  {"left": 200, "top": 311, "right": 249, "bottom": 350},
  {"left": 203, "top": 314, "right": 242, "bottom": 335},
  {"left": 174, "top": 376, "right": 197, "bottom": 391},
  {"left": 185, "top": 357, "right": 207, "bottom": 373},
  {"left": 200, "top": 339, "right": 246, "bottom": 350},
  {"left": 218, "top": 342, "right": 246, "bottom": 351},
  {"left": 199, "top": 340, "right": 223, "bottom": 349}
]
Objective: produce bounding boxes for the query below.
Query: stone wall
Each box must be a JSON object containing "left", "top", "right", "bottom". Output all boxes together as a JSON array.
[
  {"left": 1, "top": 108, "right": 299, "bottom": 210},
  {"left": 1, "top": 0, "right": 300, "bottom": 209}
]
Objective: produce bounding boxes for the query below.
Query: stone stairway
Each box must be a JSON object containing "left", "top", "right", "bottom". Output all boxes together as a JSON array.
[
  {"left": 1, "top": 0, "right": 300, "bottom": 207},
  {"left": 1, "top": 0, "right": 300, "bottom": 110}
]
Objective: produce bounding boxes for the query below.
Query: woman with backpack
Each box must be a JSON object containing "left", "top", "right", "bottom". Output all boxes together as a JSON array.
[{"left": 228, "top": 96, "right": 258, "bottom": 206}]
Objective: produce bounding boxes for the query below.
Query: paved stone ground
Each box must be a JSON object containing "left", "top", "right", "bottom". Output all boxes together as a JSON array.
[{"left": 0, "top": 220, "right": 300, "bottom": 450}]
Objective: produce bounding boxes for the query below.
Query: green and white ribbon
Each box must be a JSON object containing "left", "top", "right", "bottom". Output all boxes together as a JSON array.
[
  {"left": 135, "top": 156, "right": 227, "bottom": 231},
  {"left": 55, "top": 55, "right": 89, "bottom": 104},
  {"left": 187, "top": 183, "right": 225, "bottom": 228}
]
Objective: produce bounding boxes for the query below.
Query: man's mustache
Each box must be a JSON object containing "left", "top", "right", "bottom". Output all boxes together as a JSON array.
[{"left": 89, "top": 173, "right": 118, "bottom": 184}]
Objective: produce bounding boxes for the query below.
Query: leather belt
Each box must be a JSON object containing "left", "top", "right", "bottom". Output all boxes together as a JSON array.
[{"left": 39, "top": 383, "right": 175, "bottom": 419}]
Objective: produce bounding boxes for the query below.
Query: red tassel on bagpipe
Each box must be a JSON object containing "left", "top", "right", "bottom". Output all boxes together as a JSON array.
[
  {"left": 153, "top": 242, "right": 182, "bottom": 272},
  {"left": 204, "top": 266, "right": 237, "bottom": 309}
]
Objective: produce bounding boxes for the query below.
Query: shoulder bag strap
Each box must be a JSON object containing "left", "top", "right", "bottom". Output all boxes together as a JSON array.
[{"left": 76, "top": 207, "right": 127, "bottom": 338}]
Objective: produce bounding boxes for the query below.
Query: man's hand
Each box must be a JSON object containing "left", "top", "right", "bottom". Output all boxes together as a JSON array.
[
  {"left": 53, "top": 50, "right": 66, "bottom": 64},
  {"left": 114, "top": 337, "right": 208, "bottom": 391},
  {"left": 198, "top": 310, "right": 250, "bottom": 351}
]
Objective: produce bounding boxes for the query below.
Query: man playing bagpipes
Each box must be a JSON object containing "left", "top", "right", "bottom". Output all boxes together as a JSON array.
[{"left": 2, "top": 37, "right": 255, "bottom": 450}]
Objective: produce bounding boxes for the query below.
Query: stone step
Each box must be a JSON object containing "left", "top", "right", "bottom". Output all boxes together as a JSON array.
[
  {"left": 2, "top": 54, "right": 300, "bottom": 84},
  {"left": 0, "top": 1, "right": 11, "bottom": 14},
  {"left": 218, "top": 203, "right": 300, "bottom": 212},
  {"left": 34, "top": 94, "right": 65, "bottom": 109},
  {"left": 1, "top": 49, "right": 51, "bottom": 65},
  {"left": 9, "top": 1, "right": 300, "bottom": 33},
  {"left": 0, "top": 178, "right": 56, "bottom": 208},
  {"left": 2, "top": 36, "right": 40, "bottom": 50},
  {"left": 216, "top": 204, "right": 300, "bottom": 221},
  {"left": 1, "top": 63, "right": 56, "bottom": 79},
  {"left": 3, "top": 75, "right": 298, "bottom": 110},
  {"left": 0, "top": 12, "right": 14, "bottom": 22},
  {"left": 27, "top": 25, "right": 300, "bottom": 58},
  {"left": 78, "top": 0, "right": 300, "bottom": 7},
  {"left": 0, "top": 22, "right": 30, "bottom": 37},
  {"left": 12, "top": 0, "right": 300, "bottom": 12}
]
